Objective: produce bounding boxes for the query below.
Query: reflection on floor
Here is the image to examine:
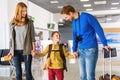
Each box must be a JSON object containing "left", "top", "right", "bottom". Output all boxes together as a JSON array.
[{"left": 0, "top": 58, "right": 120, "bottom": 80}]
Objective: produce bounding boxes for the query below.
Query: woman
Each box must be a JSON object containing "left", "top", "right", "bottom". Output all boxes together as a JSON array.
[{"left": 8, "top": 2, "right": 36, "bottom": 80}]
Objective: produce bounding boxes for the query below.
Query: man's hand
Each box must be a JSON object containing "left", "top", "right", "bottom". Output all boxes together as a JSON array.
[
  {"left": 72, "top": 52, "right": 78, "bottom": 58},
  {"left": 104, "top": 46, "right": 111, "bottom": 51}
]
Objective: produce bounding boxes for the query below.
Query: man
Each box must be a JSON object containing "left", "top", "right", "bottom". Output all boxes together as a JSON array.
[{"left": 61, "top": 5, "right": 110, "bottom": 80}]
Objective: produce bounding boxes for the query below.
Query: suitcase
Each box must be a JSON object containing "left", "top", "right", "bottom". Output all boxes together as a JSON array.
[{"left": 99, "top": 48, "right": 119, "bottom": 80}]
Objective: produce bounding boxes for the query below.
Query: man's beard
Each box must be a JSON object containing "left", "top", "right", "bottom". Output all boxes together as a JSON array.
[{"left": 70, "top": 17, "right": 74, "bottom": 21}]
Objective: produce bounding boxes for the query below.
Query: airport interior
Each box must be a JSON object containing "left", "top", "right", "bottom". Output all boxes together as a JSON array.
[{"left": 0, "top": 0, "right": 120, "bottom": 80}]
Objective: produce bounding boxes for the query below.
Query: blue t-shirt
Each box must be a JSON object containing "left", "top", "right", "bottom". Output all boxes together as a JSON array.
[{"left": 72, "top": 12, "right": 108, "bottom": 52}]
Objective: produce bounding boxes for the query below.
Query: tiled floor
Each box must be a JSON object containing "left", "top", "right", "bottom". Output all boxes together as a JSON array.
[{"left": 0, "top": 59, "right": 120, "bottom": 80}]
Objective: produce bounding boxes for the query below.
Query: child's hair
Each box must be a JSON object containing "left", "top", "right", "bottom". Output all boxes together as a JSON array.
[{"left": 51, "top": 31, "right": 61, "bottom": 37}]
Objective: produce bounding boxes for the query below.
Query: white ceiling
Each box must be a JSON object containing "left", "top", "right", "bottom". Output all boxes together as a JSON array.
[{"left": 29, "top": 0, "right": 120, "bottom": 13}]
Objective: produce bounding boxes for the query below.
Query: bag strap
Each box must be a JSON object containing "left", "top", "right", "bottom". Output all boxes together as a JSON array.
[
  {"left": 47, "top": 44, "right": 52, "bottom": 58},
  {"left": 59, "top": 44, "right": 67, "bottom": 71},
  {"left": 47, "top": 44, "right": 67, "bottom": 71}
]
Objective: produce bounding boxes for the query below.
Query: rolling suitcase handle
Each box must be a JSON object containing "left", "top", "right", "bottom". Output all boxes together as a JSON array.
[
  {"left": 102, "top": 48, "right": 117, "bottom": 80},
  {"left": 102, "top": 48, "right": 112, "bottom": 80}
]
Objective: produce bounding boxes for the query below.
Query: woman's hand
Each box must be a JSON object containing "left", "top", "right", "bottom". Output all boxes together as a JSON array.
[
  {"left": 31, "top": 49, "right": 36, "bottom": 57},
  {"left": 8, "top": 50, "right": 12, "bottom": 56}
]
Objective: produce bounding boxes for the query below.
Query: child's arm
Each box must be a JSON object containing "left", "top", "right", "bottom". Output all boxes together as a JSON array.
[
  {"left": 62, "top": 46, "right": 75, "bottom": 59},
  {"left": 37, "top": 45, "right": 49, "bottom": 58}
]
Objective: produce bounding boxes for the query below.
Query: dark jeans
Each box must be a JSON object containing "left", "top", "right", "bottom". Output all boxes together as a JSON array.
[{"left": 13, "top": 50, "right": 32, "bottom": 80}]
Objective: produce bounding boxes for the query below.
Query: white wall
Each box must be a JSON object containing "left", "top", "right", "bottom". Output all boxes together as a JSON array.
[
  {"left": 53, "top": 13, "right": 63, "bottom": 23},
  {"left": 28, "top": 1, "right": 53, "bottom": 28},
  {"left": 28, "top": 1, "right": 58, "bottom": 40},
  {"left": 0, "top": 0, "right": 9, "bottom": 49}
]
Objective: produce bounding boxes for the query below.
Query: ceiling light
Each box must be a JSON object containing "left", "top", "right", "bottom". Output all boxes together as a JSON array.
[
  {"left": 111, "top": 7, "right": 118, "bottom": 10},
  {"left": 106, "top": 18, "right": 112, "bottom": 21},
  {"left": 59, "top": 19, "right": 64, "bottom": 22},
  {"left": 50, "top": 1, "right": 59, "bottom": 4},
  {"left": 111, "top": 2, "right": 119, "bottom": 5},
  {"left": 94, "top": 1, "right": 106, "bottom": 5},
  {"left": 80, "top": 0, "right": 89, "bottom": 2},
  {"left": 86, "top": 8, "right": 93, "bottom": 11},
  {"left": 58, "top": 6, "right": 63, "bottom": 9},
  {"left": 58, "top": 23, "right": 64, "bottom": 26},
  {"left": 83, "top": 4, "right": 91, "bottom": 7}
]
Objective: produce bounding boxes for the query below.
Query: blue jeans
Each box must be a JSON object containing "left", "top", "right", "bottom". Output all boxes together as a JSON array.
[
  {"left": 78, "top": 48, "right": 98, "bottom": 80},
  {"left": 13, "top": 50, "right": 33, "bottom": 80}
]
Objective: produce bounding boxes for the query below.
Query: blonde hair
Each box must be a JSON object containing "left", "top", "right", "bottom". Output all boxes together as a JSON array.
[{"left": 12, "top": 2, "right": 29, "bottom": 25}]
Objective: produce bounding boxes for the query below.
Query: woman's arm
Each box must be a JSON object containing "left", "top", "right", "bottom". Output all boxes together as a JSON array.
[
  {"left": 31, "top": 42, "right": 36, "bottom": 57},
  {"left": 29, "top": 21, "right": 36, "bottom": 57},
  {"left": 9, "top": 23, "right": 14, "bottom": 56}
]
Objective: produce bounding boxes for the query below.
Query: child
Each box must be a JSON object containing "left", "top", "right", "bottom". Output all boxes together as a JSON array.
[{"left": 37, "top": 31, "right": 75, "bottom": 80}]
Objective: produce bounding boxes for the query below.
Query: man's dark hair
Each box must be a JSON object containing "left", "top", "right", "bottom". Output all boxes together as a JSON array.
[{"left": 61, "top": 5, "right": 76, "bottom": 15}]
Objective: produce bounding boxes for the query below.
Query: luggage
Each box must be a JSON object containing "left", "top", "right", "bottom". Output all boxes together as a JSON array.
[
  {"left": 99, "top": 73, "right": 120, "bottom": 80},
  {"left": 103, "top": 48, "right": 117, "bottom": 58},
  {"left": 0, "top": 49, "right": 10, "bottom": 65},
  {"left": 99, "top": 48, "right": 119, "bottom": 80},
  {"left": 1, "top": 54, "right": 12, "bottom": 61}
]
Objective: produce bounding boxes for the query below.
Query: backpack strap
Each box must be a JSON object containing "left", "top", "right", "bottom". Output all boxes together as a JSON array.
[
  {"left": 47, "top": 44, "right": 52, "bottom": 58},
  {"left": 47, "top": 44, "right": 68, "bottom": 71},
  {"left": 59, "top": 44, "right": 67, "bottom": 71}
]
